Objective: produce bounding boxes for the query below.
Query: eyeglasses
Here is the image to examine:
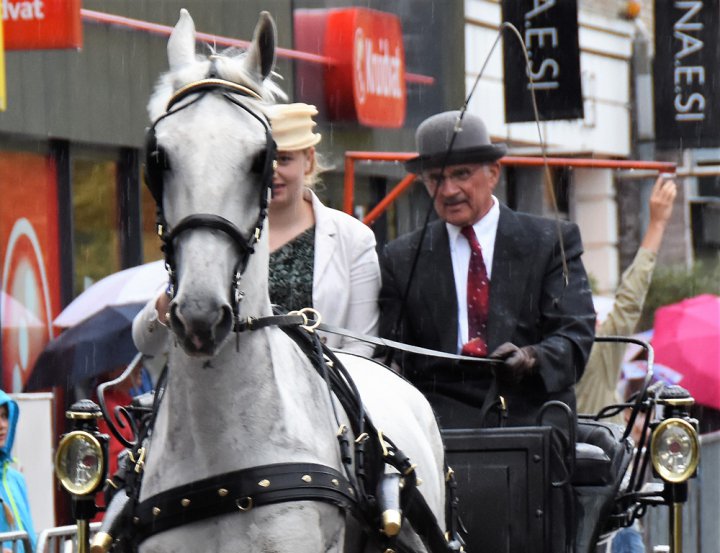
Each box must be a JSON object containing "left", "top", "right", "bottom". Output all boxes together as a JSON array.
[{"left": 422, "top": 166, "right": 482, "bottom": 187}]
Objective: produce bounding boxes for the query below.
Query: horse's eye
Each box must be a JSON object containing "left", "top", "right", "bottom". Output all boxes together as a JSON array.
[
  {"left": 152, "top": 147, "right": 171, "bottom": 172},
  {"left": 251, "top": 151, "right": 267, "bottom": 174}
]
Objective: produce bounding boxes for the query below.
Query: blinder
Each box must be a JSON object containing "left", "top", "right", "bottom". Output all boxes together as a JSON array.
[
  {"left": 143, "top": 126, "right": 167, "bottom": 207},
  {"left": 142, "top": 79, "right": 278, "bottom": 331}
]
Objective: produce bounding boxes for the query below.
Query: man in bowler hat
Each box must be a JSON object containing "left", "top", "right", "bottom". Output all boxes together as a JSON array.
[
  {"left": 378, "top": 109, "right": 596, "bottom": 550},
  {"left": 378, "top": 110, "right": 596, "bottom": 432}
]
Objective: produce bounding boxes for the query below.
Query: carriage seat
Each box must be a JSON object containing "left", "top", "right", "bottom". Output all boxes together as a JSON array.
[
  {"left": 573, "top": 420, "right": 631, "bottom": 487},
  {"left": 573, "top": 420, "right": 634, "bottom": 553}
]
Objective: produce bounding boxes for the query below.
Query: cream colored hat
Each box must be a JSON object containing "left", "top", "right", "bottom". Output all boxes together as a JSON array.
[{"left": 269, "top": 103, "right": 322, "bottom": 151}]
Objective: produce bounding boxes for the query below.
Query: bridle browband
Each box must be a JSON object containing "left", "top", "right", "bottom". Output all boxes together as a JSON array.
[
  {"left": 167, "top": 78, "right": 264, "bottom": 109},
  {"left": 144, "top": 77, "right": 277, "bottom": 332}
]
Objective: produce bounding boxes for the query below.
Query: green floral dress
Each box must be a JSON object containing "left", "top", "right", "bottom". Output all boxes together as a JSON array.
[{"left": 269, "top": 226, "right": 315, "bottom": 312}]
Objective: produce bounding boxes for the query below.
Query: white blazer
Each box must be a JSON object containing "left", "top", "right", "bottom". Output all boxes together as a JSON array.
[
  {"left": 307, "top": 190, "right": 380, "bottom": 356},
  {"left": 132, "top": 190, "right": 380, "bottom": 358}
]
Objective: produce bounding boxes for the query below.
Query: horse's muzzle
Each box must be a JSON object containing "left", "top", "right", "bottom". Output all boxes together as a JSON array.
[{"left": 169, "top": 299, "right": 234, "bottom": 356}]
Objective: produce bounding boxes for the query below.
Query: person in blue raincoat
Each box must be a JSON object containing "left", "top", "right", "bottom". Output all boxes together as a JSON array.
[{"left": 0, "top": 390, "right": 36, "bottom": 553}]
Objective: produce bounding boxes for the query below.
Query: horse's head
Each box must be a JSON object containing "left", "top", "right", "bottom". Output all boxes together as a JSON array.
[{"left": 145, "top": 10, "right": 282, "bottom": 356}]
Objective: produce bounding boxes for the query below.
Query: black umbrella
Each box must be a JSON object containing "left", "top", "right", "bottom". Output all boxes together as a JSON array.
[{"left": 25, "top": 303, "right": 145, "bottom": 391}]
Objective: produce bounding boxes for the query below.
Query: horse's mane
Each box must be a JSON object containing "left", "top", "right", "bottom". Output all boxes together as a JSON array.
[{"left": 148, "top": 46, "right": 286, "bottom": 121}]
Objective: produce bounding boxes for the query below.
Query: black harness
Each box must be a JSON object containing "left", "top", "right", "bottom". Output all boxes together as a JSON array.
[
  {"left": 121, "top": 78, "right": 462, "bottom": 553},
  {"left": 133, "top": 462, "right": 357, "bottom": 542},
  {"left": 112, "top": 317, "right": 460, "bottom": 553}
]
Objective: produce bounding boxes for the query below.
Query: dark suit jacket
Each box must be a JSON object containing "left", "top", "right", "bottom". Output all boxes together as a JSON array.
[{"left": 379, "top": 205, "right": 596, "bottom": 430}]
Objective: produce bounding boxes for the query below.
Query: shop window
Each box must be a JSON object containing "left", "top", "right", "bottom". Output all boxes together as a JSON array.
[
  {"left": 692, "top": 176, "right": 720, "bottom": 263},
  {"left": 690, "top": 200, "right": 720, "bottom": 262},
  {"left": 140, "top": 183, "right": 163, "bottom": 263},
  {"left": 72, "top": 159, "right": 120, "bottom": 295},
  {"left": 506, "top": 166, "right": 569, "bottom": 218}
]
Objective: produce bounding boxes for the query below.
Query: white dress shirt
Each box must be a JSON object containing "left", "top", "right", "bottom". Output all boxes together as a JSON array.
[{"left": 447, "top": 196, "right": 500, "bottom": 352}]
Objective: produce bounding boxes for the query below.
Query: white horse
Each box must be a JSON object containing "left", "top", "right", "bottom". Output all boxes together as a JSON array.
[{"left": 137, "top": 10, "right": 446, "bottom": 553}]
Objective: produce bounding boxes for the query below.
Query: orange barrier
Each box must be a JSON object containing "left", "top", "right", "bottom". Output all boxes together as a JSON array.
[{"left": 342, "top": 151, "right": 677, "bottom": 225}]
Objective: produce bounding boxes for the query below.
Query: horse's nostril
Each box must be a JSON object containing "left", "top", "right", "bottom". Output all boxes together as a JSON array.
[
  {"left": 218, "top": 304, "right": 233, "bottom": 334},
  {"left": 169, "top": 302, "right": 182, "bottom": 330}
]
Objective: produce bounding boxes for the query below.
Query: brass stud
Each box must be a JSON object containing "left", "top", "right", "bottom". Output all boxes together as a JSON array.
[
  {"left": 181, "top": 498, "right": 191, "bottom": 507},
  {"left": 301, "top": 475, "right": 312, "bottom": 483},
  {"left": 331, "top": 479, "right": 339, "bottom": 486},
  {"left": 348, "top": 487, "right": 355, "bottom": 496},
  {"left": 152, "top": 507, "right": 161, "bottom": 516},
  {"left": 133, "top": 517, "right": 140, "bottom": 525},
  {"left": 258, "top": 479, "right": 270, "bottom": 488},
  {"left": 218, "top": 488, "right": 229, "bottom": 497},
  {"left": 416, "top": 478, "right": 423, "bottom": 486}
]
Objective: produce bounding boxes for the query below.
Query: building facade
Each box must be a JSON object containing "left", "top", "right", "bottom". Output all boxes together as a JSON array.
[
  {"left": 0, "top": 0, "right": 467, "bottom": 395},
  {"left": 463, "top": 0, "right": 703, "bottom": 296}
]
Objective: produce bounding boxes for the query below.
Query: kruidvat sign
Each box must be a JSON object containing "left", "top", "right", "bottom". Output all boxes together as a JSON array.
[
  {"left": 501, "top": 0, "right": 583, "bottom": 123},
  {"left": 3, "top": 0, "right": 82, "bottom": 50},
  {"left": 323, "top": 8, "right": 406, "bottom": 128},
  {"left": 654, "top": 0, "right": 720, "bottom": 148}
]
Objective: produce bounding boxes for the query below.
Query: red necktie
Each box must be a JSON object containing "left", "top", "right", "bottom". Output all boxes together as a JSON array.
[{"left": 460, "top": 226, "right": 490, "bottom": 357}]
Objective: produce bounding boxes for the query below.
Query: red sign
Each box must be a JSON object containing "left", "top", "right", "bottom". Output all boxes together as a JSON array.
[
  {"left": 325, "top": 8, "right": 406, "bottom": 127},
  {"left": 295, "top": 8, "right": 406, "bottom": 128},
  {"left": 0, "top": 152, "right": 61, "bottom": 391},
  {"left": 3, "top": 0, "right": 82, "bottom": 50}
]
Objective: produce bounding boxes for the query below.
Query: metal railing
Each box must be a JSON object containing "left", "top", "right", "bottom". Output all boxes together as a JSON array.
[
  {"left": 35, "top": 523, "right": 101, "bottom": 553},
  {"left": 342, "top": 151, "right": 678, "bottom": 225},
  {"left": 0, "top": 529, "right": 34, "bottom": 553}
]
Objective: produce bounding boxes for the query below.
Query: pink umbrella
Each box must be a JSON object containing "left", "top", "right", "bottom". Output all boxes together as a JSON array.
[{"left": 652, "top": 294, "right": 720, "bottom": 410}]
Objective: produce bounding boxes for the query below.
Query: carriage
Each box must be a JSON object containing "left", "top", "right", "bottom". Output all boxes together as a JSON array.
[{"left": 52, "top": 10, "right": 699, "bottom": 553}]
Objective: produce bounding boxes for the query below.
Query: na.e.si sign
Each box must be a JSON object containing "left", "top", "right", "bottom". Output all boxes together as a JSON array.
[
  {"left": 3, "top": 0, "right": 82, "bottom": 50},
  {"left": 324, "top": 8, "right": 406, "bottom": 128}
]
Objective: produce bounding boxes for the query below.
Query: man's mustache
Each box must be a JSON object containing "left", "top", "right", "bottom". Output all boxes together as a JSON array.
[{"left": 442, "top": 195, "right": 466, "bottom": 206}]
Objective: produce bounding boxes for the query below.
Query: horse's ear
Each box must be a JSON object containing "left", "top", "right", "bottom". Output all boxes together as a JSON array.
[
  {"left": 168, "top": 9, "right": 196, "bottom": 71},
  {"left": 245, "top": 11, "right": 276, "bottom": 80}
]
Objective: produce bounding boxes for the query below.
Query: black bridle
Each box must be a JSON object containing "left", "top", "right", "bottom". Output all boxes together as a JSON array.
[{"left": 143, "top": 78, "right": 277, "bottom": 331}]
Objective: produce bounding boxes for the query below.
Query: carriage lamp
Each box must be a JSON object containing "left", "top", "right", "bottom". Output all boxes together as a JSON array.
[
  {"left": 56, "top": 400, "right": 109, "bottom": 553},
  {"left": 651, "top": 385, "right": 699, "bottom": 484},
  {"left": 56, "top": 400, "right": 108, "bottom": 497},
  {"left": 650, "top": 385, "right": 699, "bottom": 553},
  {"left": 650, "top": 418, "right": 699, "bottom": 484},
  {"left": 56, "top": 430, "right": 106, "bottom": 495}
]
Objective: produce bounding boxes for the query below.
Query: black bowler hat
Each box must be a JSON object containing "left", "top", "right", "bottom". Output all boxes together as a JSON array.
[{"left": 405, "top": 110, "right": 507, "bottom": 173}]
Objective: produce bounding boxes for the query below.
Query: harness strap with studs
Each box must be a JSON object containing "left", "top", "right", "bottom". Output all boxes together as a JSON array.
[{"left": 133, "top": 463, "right": 356, "bottom": 543}]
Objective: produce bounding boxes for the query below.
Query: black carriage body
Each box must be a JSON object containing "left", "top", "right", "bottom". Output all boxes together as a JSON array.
[
  {"left": 443, "top": 421, "right": 634, "bottom": 553},
  {"left": 443, "top": 427, "right": 553, "bottom": 553}
]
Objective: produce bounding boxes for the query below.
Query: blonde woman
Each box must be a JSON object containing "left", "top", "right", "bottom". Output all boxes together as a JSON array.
[
  {"left": 133, "top": 103, "right": 379, "bottom": 357},
  {"left": 264, "top": 103, "right": 380, "bottom": 354}
]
